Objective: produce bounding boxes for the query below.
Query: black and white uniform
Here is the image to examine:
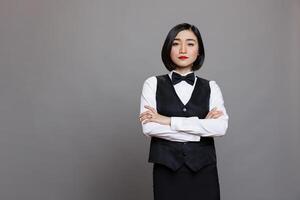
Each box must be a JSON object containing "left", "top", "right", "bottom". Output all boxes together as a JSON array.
[{"left": 140, "top": 70, "right": 229, "bottom": 200}]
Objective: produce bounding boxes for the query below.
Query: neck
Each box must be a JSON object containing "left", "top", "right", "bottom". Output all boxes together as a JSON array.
[{"left": 174, "top": 66, "right": 193, "bottom": 75}]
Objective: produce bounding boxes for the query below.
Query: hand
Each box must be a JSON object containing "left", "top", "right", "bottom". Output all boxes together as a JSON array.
[
  {"left": 139, "top": 105, "right": 171, "bottom": 125},
  {"left": 205, "top": 107, "right": 224, "bottom": 119}
]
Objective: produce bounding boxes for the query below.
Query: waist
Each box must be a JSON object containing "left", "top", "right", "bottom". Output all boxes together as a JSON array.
[{"left": 151, "top": 136, "right": 214, "bottom": 146}]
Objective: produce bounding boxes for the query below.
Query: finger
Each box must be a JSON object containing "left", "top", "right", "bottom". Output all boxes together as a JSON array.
[
  {"left": 142, "top": 118, "right": 153, "bottom": 124},
  {"left": 212, "top": 113, "right": 223, "bottom": 119},
  {"left": 139, "top": 114, "right": 148, "bottom": 121},
  {"left": 211, "top": 110, "right": 223, "bottom": 114},
  {"left": 139, "top": 110, "right": 151, "bottom": 117},
  {"left": 139, "top": 116, "right": 147, "bottom": 122},
  {"left": 139, "top": 111, "right": 146, "bottom": 118},
  {"left": 210, "top": 111, "right": 223, "bottom": 116},
  {"left": 206, "top": 111, "right": 214, "bottom": 118},
  {"left": 217, "top": 111, "right": 223, "bottom": 115},
  {"left": 212, "top": 115, "right": 221, "bottom": 119},
  {"left": 206, "top": 114, "right": 212, "bottom": 119},
  {"left": 147, "top": 107, "right": 157, "bottom": 114},
  {"left": 205, "top": 113, "right": 212, "bottom": 119},
  {"left": 140, "top": 114, "right": 152, "bottom": 122},
  {"left": 207, "top": 111, "right": 222, "bottom": 119},
  {"left": 144, "top": 105, "right": 157, "bottom": 113},
  {"left": 211, "top": 107, "right": 217, "bottom": 111},
  {"left": 206, "top": 107, "right": 217, "bottom": 118},
  {"left": 139, "top": 111, "right": 151, "bottom": 118},
  {"left": 206, "top": 115, "right": 214, "bottom": 119}
]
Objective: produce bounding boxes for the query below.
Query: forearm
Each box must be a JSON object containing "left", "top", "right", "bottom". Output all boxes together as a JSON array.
[
  {"left": 170, "top": 116, "right": 229, "bottom": 137},
  {"left": 142, "top": 122, "right": 201, "bottom": 142}
]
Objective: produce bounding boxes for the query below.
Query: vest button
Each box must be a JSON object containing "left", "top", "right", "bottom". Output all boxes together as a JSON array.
[{"left": 183, "top": 107, "right": 187, "bottom": 112}]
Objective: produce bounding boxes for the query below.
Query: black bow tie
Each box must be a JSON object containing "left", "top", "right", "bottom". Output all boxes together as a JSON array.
[{"left": 171, "top": 72, "right": 195, "bottom": 85}]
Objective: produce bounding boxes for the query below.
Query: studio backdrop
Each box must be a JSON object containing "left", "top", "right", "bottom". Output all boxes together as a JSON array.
[{"left": 0, "top": 0, "right": 299, "bottom": 199}]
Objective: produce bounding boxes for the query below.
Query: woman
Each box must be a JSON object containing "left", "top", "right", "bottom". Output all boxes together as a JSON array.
[{"left": 139, "top": 23, "right": 229, "bottom": 200}]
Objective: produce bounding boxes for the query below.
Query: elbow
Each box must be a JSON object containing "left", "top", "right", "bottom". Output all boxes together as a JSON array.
[
  {"left": 212, "top": 120, "right": 228, "bottom": 137},
  {"left": 217, "top": 129, "right": 227, "bottom": 137},
  {"left": 141, "top": 124, "right": 153, "bottom": 138},
  {"left": 142, "top": 131, "right": 152, "bottom": 138},
  {"left": 217, "top": 120, "right": 228, "bottom": 136}
]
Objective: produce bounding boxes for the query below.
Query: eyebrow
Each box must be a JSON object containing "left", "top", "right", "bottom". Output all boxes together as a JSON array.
[{"left": 174, "top": 38, "right": 197, "bottom": 42}]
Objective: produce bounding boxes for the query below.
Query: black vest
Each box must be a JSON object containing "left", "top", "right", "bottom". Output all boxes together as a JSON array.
[{"left": 148, "top": 74, "right": 217, "bottom": 172}]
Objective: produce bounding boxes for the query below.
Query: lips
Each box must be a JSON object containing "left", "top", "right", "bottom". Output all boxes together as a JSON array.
[{"left": 178, "top": 56, "right": 189, "bottom": 60}]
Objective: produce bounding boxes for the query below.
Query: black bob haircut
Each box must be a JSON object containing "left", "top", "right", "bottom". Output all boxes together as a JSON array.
[{"left": 161, "top": 23, "right": 205, "bottom": 71}]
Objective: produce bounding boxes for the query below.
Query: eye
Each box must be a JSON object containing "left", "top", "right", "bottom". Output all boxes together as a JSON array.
[
  {"left": 172, "top": 42, "right": 179, "bottom": 46},
  {"left": 188, "top": 43, "right": 195, "bottom": 46}
]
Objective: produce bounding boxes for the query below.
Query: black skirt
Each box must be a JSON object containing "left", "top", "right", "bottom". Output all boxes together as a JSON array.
[{"left": 153, "top": 162, "right": 220, "bottom": 200}]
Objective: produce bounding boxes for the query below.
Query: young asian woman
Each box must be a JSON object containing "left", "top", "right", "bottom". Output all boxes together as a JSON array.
[{"left": 139, "top": 23, "right": 229, "bottom": 200}]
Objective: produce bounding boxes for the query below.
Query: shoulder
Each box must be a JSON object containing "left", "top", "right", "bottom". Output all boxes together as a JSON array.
[
  {"left": 143, "top": 74, "right": 169, "bottom": 85},
  {"left": 196, "top": 76, "right": 222, "bottom": 91},
  {"left": 208, "top": 80, "right": 223, "bottom": 95},
  {"left": 141, "top": 75, "right": 160, "bottom": 91},
  {"left": 141, "top": 76, "right": 156, "bottom": 91},
  {"left": 143, "top": 76, "right": 157, "bottom": 84},
  {"left": 196, "top": 75, "right": 211, "bottom": 86},
  {"left": 140, "top": 76, "right": 157, "bottom": 95}
]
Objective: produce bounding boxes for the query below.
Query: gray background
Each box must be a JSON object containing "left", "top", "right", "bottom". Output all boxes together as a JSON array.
[{"left": 0, "top": 0, "right": 299, "bottom": 199}]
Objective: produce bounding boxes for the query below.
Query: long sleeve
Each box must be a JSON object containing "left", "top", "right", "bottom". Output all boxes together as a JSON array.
[
  {"left": 140, "top": 76, "right": 201, "bottom": 142},
  {"left": 170, "top": 80, "right": 229, "bottom": 137}
]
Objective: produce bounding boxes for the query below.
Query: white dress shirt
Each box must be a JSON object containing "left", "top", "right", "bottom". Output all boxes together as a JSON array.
[{"left": 140, "top": 70, "right": 229, "bottom": 142}]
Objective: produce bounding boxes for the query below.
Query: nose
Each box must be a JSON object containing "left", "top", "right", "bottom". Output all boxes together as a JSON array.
[{"left": 179, "top": 44, "right": 187, "bottom": 54}]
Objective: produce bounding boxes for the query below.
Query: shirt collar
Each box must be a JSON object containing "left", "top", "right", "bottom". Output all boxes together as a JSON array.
[{"left": 168, "top": 70, "right": 195, "bottom": 79}]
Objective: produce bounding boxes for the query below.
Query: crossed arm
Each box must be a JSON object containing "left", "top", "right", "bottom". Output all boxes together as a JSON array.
[
  {"left": 140, "top": 105, "right": 223, "bottom": 126},
  {"left": 139, "top": 76, "right": 229, "bottom": 142}
]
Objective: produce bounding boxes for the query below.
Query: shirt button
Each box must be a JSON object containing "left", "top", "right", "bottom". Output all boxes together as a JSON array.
[{"left": 183, "top": 107, "right": 187, "bottom": 112}]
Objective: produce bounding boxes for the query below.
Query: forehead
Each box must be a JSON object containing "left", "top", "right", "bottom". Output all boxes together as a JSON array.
[{"left": 174, "top": 30, "right": 197, "bottom": 41}]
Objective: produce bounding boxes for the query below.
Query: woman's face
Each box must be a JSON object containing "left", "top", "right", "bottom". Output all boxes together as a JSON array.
[{"left": 170, "top": 30, "right": 199, "bottom": 70}]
